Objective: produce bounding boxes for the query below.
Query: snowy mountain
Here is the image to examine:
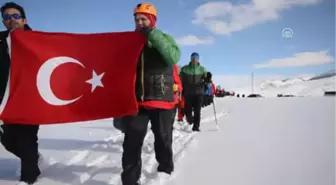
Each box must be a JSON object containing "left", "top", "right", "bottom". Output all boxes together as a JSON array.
[
  {"left": 235, "top": 75, "right": 335, "bottom": 97},
  {"left": 260, "top": 77, "right": 306, "bottom": 89},
  {"left": 309, "top": 69, "right": 336, "bottom": 81}
]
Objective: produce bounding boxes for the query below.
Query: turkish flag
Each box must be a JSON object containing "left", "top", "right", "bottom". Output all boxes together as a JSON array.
[{"left": 0, "top": 30, "right": 146, "bottom": 124}]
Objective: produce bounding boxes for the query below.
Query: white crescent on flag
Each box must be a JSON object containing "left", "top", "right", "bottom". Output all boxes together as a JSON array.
[{"left": 36, "top": 56, "right": 85, "bottom": 106}]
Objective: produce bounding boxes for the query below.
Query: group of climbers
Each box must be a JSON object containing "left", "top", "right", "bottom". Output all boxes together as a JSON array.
[{"left": 0, "top": 2, "right": 218, "bottom": 185}]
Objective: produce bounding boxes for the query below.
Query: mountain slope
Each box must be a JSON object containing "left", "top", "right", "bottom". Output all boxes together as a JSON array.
[
  {"left": 309, "top": 69, "right": 336, "bottom": 81},
  {"left": 235, "top": 76, "right": 335, "bottom": 97}
]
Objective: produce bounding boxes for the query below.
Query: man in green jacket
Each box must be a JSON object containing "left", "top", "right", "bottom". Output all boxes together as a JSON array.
[
  {"left": 120, "top": 3, "right": 181, "bottom": 185},
  {"left": 180, "top": 52, "right": 207, "bottom": 132}
]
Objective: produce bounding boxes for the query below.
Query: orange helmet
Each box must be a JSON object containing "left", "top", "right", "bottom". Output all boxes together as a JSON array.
[{"left": 134, "top": 3, "right": 157, "bottom": 17}]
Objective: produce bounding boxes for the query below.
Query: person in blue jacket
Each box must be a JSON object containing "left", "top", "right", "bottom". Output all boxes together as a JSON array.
[{"left": 203, "top": 72, "right": 214, "bottom": 107}]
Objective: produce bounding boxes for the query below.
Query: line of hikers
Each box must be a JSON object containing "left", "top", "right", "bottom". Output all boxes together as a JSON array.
[{"left": 0, "top": 2, "right": 216, "bottom": 185}]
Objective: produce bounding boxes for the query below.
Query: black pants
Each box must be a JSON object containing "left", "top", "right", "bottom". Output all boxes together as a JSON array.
[
  {"left": 203, "top": 95, "right": 213, "bottom": 107},
  {"left": 113, "top": 117, "right": 125, "bottom": 133},
  {"left": 210, "top": 95, "right": 214, "bottom": 104},
  {"left": 184, "top": 95, "right": 203, "bottom": 129},
  {"left": 121, "top": 107, "right": 174, "bottom": 185},
  {"left": 0, "top": 124, "right": 40, "bottom": 183},
  {"left": 202, "top": 95, "right": 208, "bottom": 107}
]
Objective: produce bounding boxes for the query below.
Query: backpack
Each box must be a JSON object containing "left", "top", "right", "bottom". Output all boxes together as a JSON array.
[{"left": 205, "top": 83, "right": 212, "bottom": 95}]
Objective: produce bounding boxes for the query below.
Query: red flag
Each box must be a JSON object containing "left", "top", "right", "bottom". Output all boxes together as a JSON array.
[{"left": 0, "top": 30, "right": 146, "bottom": 124}]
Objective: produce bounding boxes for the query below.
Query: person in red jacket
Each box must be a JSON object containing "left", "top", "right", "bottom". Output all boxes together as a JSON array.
[
  {"left": 211, "top": 82, "right": 216, "bottom": 95},
  {"left": 172, "top": 65, "right": 182, "bottom": 126},
  {"left": 120, "top": 3, "right": 181, "bottom": 185}
]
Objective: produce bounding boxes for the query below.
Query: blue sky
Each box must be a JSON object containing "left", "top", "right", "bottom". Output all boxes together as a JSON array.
[{"left": 0, "top": 0, "right": 335, "bottom": 82}]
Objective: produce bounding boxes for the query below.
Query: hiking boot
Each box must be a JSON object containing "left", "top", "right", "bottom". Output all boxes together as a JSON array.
[{"left": 192, "top": 127, "right": 201, "bottom": 132}]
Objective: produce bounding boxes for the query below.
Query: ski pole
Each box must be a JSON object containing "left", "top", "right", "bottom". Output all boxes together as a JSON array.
[
  {"left": 212, "top": 97, "right": 219, "bottom": 130},
  {"left": 0, "top": 120, "right": 3, "bottom": 136}
]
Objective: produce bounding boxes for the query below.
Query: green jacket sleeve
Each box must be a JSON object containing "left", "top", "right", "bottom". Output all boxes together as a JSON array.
[
  {"left": 179, "top": 66, "right": 187, "bottom": 84},
  {"left": 148, "top": 28, "right": 181, "bottom": 65},
  {"left": 201, "top": 66, "right": 208, "bottom": 82}
]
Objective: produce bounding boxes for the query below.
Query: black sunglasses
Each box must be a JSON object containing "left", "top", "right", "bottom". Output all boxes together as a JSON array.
[{"left": 3, "top": 13, "right": 22, "bottom": 21}]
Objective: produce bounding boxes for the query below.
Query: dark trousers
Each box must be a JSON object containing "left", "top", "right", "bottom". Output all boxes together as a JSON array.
[
  {"left": 202, "top": 95, "right": 207, "bottom": 107},
  {"left": 202, "top": 95, "right": 213, "bottom": 107},
  {"left": 113, "top": 117, "right": 125, "bottom": 133},
  {"left": 0, "top": 124, "right": 40, "bottom": 183},
  {"left": 184, "top": 95, "right": 203, "bottom": 129},
  {"left": 210, "top": 95, "right": 214, "bottom": 104},
  {"left": 121, "top": 107, "right": 174, "bottom": 185}
]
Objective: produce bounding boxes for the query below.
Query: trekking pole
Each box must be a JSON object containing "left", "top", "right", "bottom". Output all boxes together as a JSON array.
[
  {"left": 212, "top": 97, "right": 219, "bottom": 130},
  {"left": 0, "top": 120, "right": 3, "bottom": 136}
]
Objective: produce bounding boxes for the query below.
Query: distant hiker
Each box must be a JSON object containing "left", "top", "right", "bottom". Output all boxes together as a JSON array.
[
  {"left": 172, "top": 64, "right": 182, "bottom": 127},
  {"left": 204, "top": 72, "right": 215, "bottom": 107},
  {"left": 120, "top": 3, "right": 181, "bottom": 185},
  {"left": 180, "top": 52, "right": 208, "bottom": 132},
  {"left": 0, "top": 2, "right": 43, "bottom": 185}
]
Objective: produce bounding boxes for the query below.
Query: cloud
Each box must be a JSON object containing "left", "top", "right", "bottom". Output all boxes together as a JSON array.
[
  {"left": 192, "top": 0, "right": 321, "bottom": 35},
  {"left": 253, "top": 50, "right": 335, "bottom": 68},
  {"left": 176, "top": 34, "right": 215, "bottom": 46}
]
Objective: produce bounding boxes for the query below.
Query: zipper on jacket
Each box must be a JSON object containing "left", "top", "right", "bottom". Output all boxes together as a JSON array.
[
  {"left": 193, "top": 65, "right": 196, "bottom": 84},
  {"left": 140, "top": 51, "right": 145, "bottom": 101},
  {"left": 161, "top": 74, "right": 165, "bottom": 95}
]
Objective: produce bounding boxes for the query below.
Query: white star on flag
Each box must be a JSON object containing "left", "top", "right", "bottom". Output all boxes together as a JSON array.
[{"left": 86, "top": 70, "right": 105, "bottom": 93}]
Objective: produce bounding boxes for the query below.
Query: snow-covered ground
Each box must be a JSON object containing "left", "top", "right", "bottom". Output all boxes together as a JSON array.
[
  {"left": 0, "top": 102, "right": 228, "bottom": 185},
  {"left": 235, "top": 76, "right": 335, "bottom": 97},
  {"left": 0, "top": 79, "right": 335, "bottom": 185},
  {"left": 167, "top": 97, "right": 335, "bottom": 185}
]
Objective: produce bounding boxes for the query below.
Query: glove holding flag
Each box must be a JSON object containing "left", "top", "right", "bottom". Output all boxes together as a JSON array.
[{"left": 0, "top": 30, "right": 146, "bottom": 124}]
